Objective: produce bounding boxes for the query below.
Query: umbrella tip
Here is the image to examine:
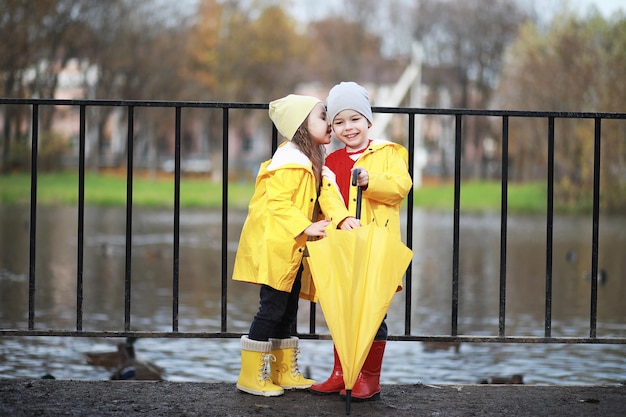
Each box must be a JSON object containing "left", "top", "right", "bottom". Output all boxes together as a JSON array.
[{"left": 346, "top": 389, "right": 351, "bottom": 415}]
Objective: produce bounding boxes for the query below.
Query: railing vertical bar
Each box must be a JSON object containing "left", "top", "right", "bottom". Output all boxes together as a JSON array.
[
  {"left": 124, "top": 105, "right": 135, "bottom": 332},
  {"left": 589, "top": 117, "right": 602, "bottom": 338},
  {"left": 451, "top": 114, "right": 462, "bottom": 336},
  {"left": 28, "top": 104, "right": 39, "bottom": 330},
  {"left": 172, "top": 106, "right": 182, "bottom": 332},
  {"left": 498, "top": 116, "right": 509, "bottom": 337},
  {"left": 76, "top": 105, "right": 86, "bottom": 331},
  {"left": 544, "top": 117, "right": 555, "bottom": 338},
  {"left": 221, "top": 108, "right": 229, "bottom": 332},
  {"left": 405, "top": 112, "right": 416, "bottom": 335},
  {"left": 271, "top": 125, "right": 278, "bottom": 153},
  {"left": 309, "top": 302, "right": 316, "bottom": 334}
]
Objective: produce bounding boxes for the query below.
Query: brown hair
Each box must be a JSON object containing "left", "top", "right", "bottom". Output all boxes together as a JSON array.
[{"left": 291, "top": 123, "right": 325, "bottom": 192}]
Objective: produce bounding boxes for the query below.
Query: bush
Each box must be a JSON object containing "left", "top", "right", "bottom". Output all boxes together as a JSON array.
[{"left": 4, "top": 131, "right": 70, "bottom": 172}]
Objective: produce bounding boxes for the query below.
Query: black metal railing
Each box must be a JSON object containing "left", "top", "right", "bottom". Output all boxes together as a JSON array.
[{"left": 1, "top": 98, "right": 625, "bottom": 345}]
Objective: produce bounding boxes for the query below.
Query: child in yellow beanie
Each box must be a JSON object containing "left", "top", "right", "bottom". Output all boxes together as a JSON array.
[{"left": 232, "top": 94, "right": 331, "bottom": 396}]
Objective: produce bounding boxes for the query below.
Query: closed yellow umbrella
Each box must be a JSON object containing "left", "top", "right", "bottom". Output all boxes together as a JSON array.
[{"left": 306, "top": 222, "right": 412, "bottom": 414}]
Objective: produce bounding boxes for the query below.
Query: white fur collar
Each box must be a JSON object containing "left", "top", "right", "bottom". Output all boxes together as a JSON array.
[{"left": 267, "top": 141, "right": 311, "bottom": 171}]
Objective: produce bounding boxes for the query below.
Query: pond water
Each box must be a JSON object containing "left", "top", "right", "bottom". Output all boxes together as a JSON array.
[{"left": 0, "top": 206, "right": 624, "bottom": 385}]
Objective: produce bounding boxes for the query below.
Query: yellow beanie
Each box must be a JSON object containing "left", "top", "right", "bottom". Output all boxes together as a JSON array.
[{"left": 269, "top": 94, "right": 322, "bottom": 140}]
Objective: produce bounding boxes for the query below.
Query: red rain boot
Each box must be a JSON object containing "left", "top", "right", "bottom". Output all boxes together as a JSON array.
[
  {"left": 310, "top": 346, "right": 344, "bottom": 394},
  {"left": 340, "top": 340, "right": 386, "bottom": 400}
]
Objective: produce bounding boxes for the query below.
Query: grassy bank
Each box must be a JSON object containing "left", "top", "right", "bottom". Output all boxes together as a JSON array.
[
  {"left": 0, "top": 171, "right": 548, "bottom": 213},
  {"left": 0, "top": 172, "right": 255, "bottom": 208}
]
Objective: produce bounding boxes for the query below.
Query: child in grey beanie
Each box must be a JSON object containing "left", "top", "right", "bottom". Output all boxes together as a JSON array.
[
  {"left": 326, "top": 81, "right": 374, "bottom": 125},
  {"left": 311, "top": 81, "right": 413, "bottom": 400}
]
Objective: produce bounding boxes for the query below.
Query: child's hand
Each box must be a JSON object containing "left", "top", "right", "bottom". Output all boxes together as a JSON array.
[
  {"left": 351, "top": 167, "right": 369, "bottom": 187},
  {"left": 338, "top": 217, "right": 361, "bottom": 230},
  {"left": 304, "top": 219, "right": 331, "bottom": 237}
]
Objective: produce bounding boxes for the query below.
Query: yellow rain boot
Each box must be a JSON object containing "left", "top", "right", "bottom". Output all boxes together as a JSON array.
[
  {"left": 269, "top": 337, "right": 315, "bottom": 389},
  {"left": 236, "top": 336, "right": 284, "bottom": 397}
]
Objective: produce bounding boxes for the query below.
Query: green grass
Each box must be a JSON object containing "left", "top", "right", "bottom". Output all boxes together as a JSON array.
[
  {"left": 0, "top": 171, "right": 550, "bottom": 212},
  {"left": 412, "top": 180, "right": 548, "bottom": 213},
  {"left": 0, "top": 171, "right": 255, "bottom": 208}
]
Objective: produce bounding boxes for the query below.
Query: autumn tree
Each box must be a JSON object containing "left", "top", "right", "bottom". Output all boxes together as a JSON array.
[
  {"left": 495, "top": 10, "right": 626, "bottom": 211},
  {"left": 184, "top": 0, "right": 316, "bottom": 179},
  {"left": 186, "top": 0, "right": 310, "bottom": 101},
  {"left": 184, "top": 0, "right": 222, "bottom": 96},
  {"left": 599, "top": 14, "right": 626, "bottom": 211}
]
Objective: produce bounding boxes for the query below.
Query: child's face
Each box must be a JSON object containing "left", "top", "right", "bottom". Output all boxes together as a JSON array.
[
  {"left": 331, "top": 109, "right": 370, "bottom": 152},
  {"left": 307, "top": 103, "right": 332, "bottom": 145}
]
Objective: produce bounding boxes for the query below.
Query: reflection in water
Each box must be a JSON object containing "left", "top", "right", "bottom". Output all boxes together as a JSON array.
[{"left": 0, "top": 206, "right": 624, "bottom": 383}]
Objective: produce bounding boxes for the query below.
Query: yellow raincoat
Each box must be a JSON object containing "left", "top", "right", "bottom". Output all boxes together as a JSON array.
[
  {"left": 232, "top": 141, "right": 318, "bottom": 299},
  {"left": 319, "top": 139, "right": 412, "bottom": 240}
]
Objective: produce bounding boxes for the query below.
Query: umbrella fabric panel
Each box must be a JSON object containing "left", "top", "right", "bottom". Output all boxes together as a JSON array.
[{"left": 307, "top": 223, "right": 413, "bottom": 389}]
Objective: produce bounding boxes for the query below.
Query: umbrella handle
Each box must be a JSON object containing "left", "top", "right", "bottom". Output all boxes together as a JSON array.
[{"left": 351, "top": 169, "right": 362, "bottom": 220}]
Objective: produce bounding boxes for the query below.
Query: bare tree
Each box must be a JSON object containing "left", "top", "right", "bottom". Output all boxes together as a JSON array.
[
  {"left": 303, "top": 17, "right": 387, "bottom": 84},
  {"left": 0, "top": 0, "right": 104, "bottom": 170},
  {"left": 413, "top": 0, "right": 533, "bottom": 178}
]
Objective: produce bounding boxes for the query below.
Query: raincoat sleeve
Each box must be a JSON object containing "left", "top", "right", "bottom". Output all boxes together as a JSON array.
[
  {"left": 319, "top": 168, "right": 352, "bottom": 229},
  {"left": 362, "top": 145, "right": 412, "bottom": 205},
  {"left": 266, "top": 168, "right": 313, "bottom": 238}
]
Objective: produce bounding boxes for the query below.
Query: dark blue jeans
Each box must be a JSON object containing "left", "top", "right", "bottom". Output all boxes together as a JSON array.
[
  {"left": 375, "top": 318, "right": 388, "bottom": 341},
  {"left": 248, "top": 265, "right": 302, "bottom": 341}
]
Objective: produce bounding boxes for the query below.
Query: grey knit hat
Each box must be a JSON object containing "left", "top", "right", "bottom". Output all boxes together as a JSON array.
[{"left": 326, "top": 81, "right": 373, "bottom": 125}]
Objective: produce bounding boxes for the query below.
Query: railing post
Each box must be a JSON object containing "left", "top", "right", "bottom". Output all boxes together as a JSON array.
[
  {"left": 544, "top": 117, "right": 555, "bottom": 338},
  {"left": 124, "top": 105, "right": 135, "bottom": 332},
  {"left": 451, "top": 114, "right": 462, "bottom": 336},
  {"left": 221, "top": 108, "right": 229, "bottom": 333},
  {"left": 405, "top": 112, "right": 415, "bottom": 335},
  {"left": 498, "top": 116, "right": 509, "bottom": 337},
  {"left": 28, "top": 104, "right": 39, "bottom": 330},
  {"left": 76, "top": 105, "right": 86, "bottom": 331},
  {"left": 172, "top": 106, "right": 182, "bottom": 332},
  {"left": 589, "top": 117, "right": 602, "bottom": 338}
]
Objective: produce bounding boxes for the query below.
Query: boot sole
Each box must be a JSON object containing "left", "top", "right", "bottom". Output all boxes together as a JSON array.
[
  {"left": 310, "top": 388, "right": 342, "bottom": 395},
  {"left": 281, "top": 385, "right": 314, "bottom": 390},
  {"left": 236, "top": 384, "right": 284, "bottom": 397}
]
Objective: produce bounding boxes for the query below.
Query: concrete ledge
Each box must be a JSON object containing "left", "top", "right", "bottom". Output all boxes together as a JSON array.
[{"left": 1, "top": 379, "right": 624, "bottom": 416}]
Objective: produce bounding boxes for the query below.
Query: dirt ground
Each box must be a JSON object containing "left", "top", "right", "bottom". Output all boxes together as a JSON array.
[{"left": 1, "top": 380, "right": 625, "bottom": 417}]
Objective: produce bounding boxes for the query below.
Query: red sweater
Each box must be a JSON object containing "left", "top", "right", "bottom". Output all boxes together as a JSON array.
[{"left": 324, "top": 141, "right": 370, "bottom": 207}]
